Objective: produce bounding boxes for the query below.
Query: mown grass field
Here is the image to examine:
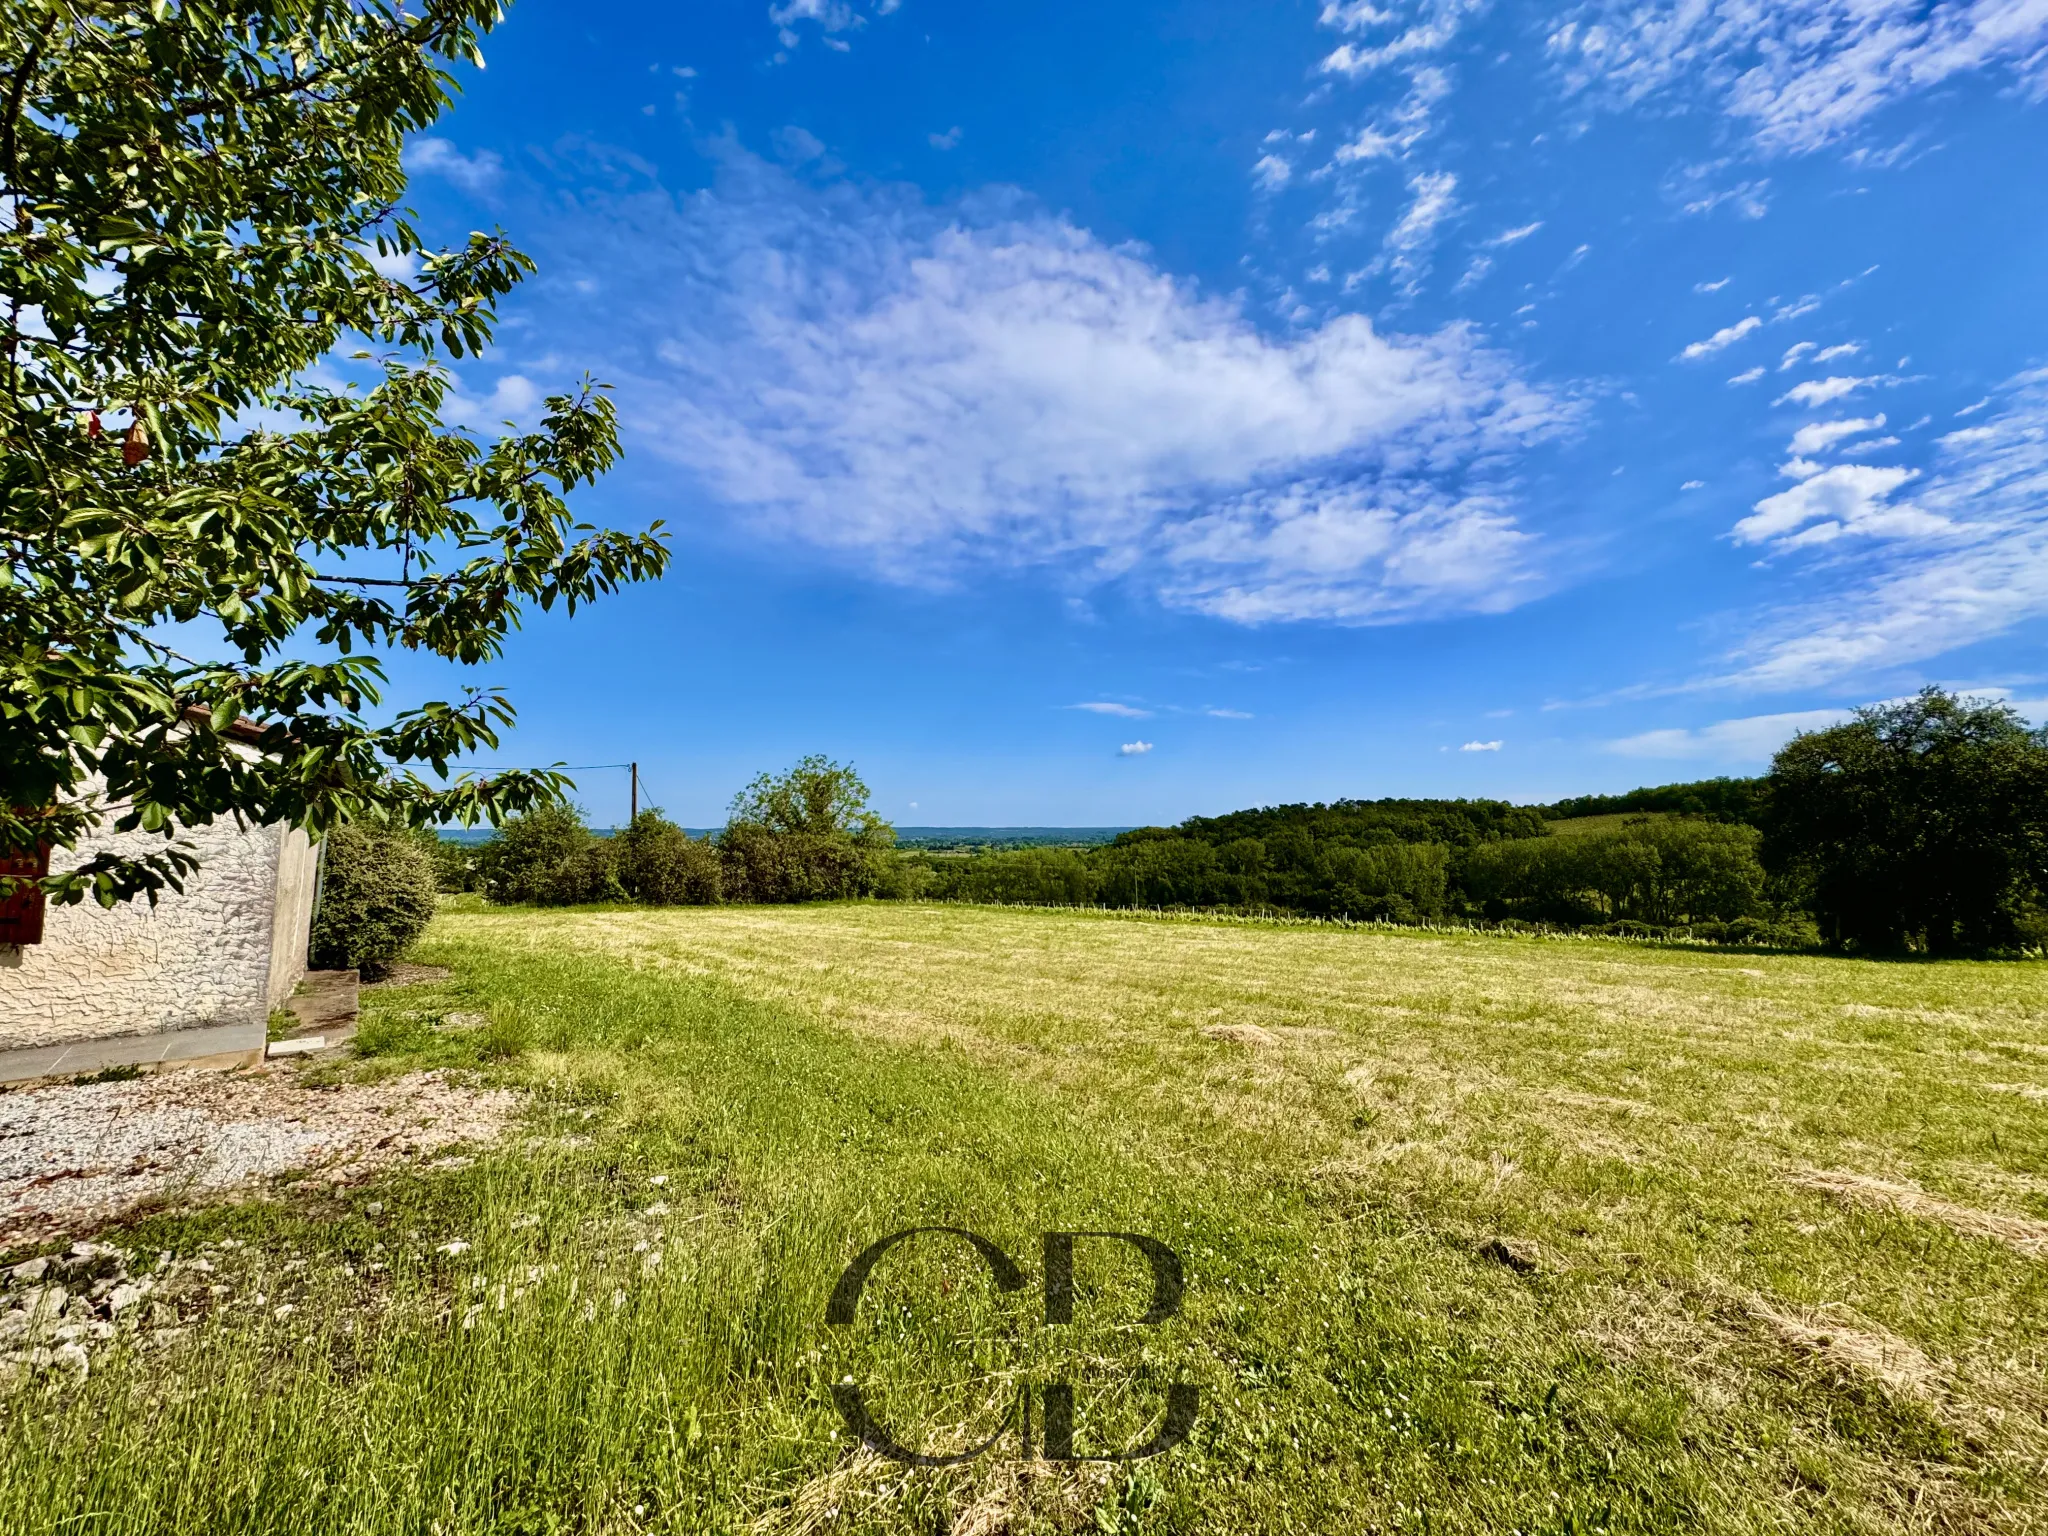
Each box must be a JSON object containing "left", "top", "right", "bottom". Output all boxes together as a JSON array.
[{"left": 4, "top": 901, "right": 2046, "bottom": 1534}]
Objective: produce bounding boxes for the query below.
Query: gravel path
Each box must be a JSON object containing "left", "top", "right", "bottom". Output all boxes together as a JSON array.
[{"left": 0, "top": 1065, "right": 517, "bottom": 1247}]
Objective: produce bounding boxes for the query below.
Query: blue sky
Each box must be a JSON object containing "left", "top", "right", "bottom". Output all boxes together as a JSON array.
[{"left": 380, "top": 0, "right": 2048, "bottom": 826}]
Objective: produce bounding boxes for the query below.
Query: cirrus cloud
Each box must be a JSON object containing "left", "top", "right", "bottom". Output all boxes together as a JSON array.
[
  {"left": 1609, "top": 708, "right": 1849, "bottom": 760},
  {"left": 1547, "top": 0, "right": 2048, "bottom": 156},
  {"left": 1713, "top": 370, "right": 2048, "bottom": 688}
]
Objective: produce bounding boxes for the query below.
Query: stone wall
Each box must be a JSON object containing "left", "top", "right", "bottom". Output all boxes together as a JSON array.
[{"left": 0, "top": 814, "right": 316, "bottom": 1050}]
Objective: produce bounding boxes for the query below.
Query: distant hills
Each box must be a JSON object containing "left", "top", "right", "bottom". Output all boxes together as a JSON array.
[
  {"left": 434, "top": 779, "right": 1765, "bottom": 848},
  {"left": 438, "top": 825, "right": 1132, "bottom": 849}
]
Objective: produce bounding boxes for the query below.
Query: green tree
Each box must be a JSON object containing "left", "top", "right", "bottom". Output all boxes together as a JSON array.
[
  {"left": 718, "top": 756, "right": 895, "bottom": 903},
  {"left": 1762, "top": 689, "right": 2048, "bottom": 954},
  {"left": 1, "top": 0, "right": 667, "bottom": 913}
]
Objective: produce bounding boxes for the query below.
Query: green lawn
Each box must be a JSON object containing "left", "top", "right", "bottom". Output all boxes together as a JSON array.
[{"left": 5, "top": 902, "right": 2046, "bottom": 1534}]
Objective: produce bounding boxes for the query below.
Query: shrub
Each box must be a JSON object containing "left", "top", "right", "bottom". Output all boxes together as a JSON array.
[
  {"left": 615, "top": 812, "right": 721, "bottom": 905},
  {"left": 426, "top": 835, "right": 482, "bottom": 893},
  {"left": 309, "top": 822, "right": 439, "bottom": 979},
  {"left": 718, "top": 757, "right": 897, "bottom": 903},
  {"left": 930, "top": 847, "right": 1099, "bottom": 905},
  {"left": 478, "top": 804, "right": 626, "bottom": 906}
]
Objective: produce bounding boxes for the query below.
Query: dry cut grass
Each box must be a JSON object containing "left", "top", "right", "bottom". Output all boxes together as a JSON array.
[{"left": 0, "top": 899, "right": 2043, "bottom": 1535}]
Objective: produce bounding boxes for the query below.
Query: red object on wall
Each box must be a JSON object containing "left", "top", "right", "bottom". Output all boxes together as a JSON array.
[{"left": 0, "top": 843, "right": 50, "bottom": 945}]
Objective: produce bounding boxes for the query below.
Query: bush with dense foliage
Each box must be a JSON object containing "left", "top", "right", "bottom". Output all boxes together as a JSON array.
[
  {"left": 717, "top": 757, "right": 897, "bottom": 903},
  {"left": 427, "top": 838, "right": 483, "bottom": 894},
  {"left": 616, "top": 812, "right": 722, "bottom": 905},
  {"left": 308, "top": 824, "right": 440, "bottom": 978},
  {"left": 1460, "top": 818, "right": 1764, "bottom": 926},
  {"left": 476, "top": 805, "right": 622, "bottom": 907},
  {"left": 473, "top": 805, "right": 727, "bottom": 908},
  {"left": 1762, "top": 689, "right": 2048, "bottom": 954}
]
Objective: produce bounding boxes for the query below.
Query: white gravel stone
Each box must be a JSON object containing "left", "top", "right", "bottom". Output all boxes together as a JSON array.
[
  {"left": 0, "top": 1066, "right": 517, "bottom": 1245},
  {"left": 105, "top": 1283, "right": 147, "bottom": 1317}
]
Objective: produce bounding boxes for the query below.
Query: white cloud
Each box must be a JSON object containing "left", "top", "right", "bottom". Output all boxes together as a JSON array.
[
  {"left": 1375, "top": 170, "right": 1460, "bottom": 292},
  {"left": 1779, "top": 341, "right": 1815, "bottom": 371},
  {"left": 1712, "top": 370, "right": 2048, "bottom": 688},
  {"left": 1679, "top": 176, "right": 1772, "bottom": 219},
  {"left": 1206, "top": 707, "right": 1255, "bottom": 719},
  {"left": 1814, "top": 342, "right": 1862, "bottom": 363},
  {"left": 1787, "top": 414, "right": 1885, "bottom": 456},
  {"left": 1070, "top": 702, "right": 1152, "bottom": 718},
  {"left": 1776, "top": 375, "right": 1877, "bottom": 407},
  {"left": 1733, "top": 462, "right": 1936, "bottom": 547},
  {"left": 1119, "top": 740, "right": 1155, "bottom": 756},
  {"left": 769, "top": 0, "right": 885, "bottom": 47},
  {"left": 1320, "top": 0, "right": 1481, "bottom": 75},
  {"left": 1489, "top": 221, "right": 1543, "bottom": 245},
  {"left": 1330, "top": 64, "right": 1453, "bottom": 165},
  {"left": 773, "top": 126, "right": 828, "bottom": 164},
  {"left": 443, "top": 373, "right": 543, "bottom": 432},
  {"left": 928, "top": 126, "right": 963, "bottom": 151},
  {"left": 1154, "top": 479, "right": 1541, "bottom": 623},
  {"left": 1681, "top": 479, "right": 1705, "bottom": 490},
  {"left": 1334, "top": 127, "right": 1403, "bottom": 163},
  {"left": 1609, "top": 709, "right": 1849, "bottom": 760},
  {"left": 1728, "top": 366, "right": 1765, "bottom": 384},
  {"left": 1459, "top": 739, "right": 1503, "bottom": 751},
  {"left": 1547, "top": 0, "right": 2048, "bottom": 155},
  {"left": 365, "top": 246, "right": 421, "bottom": 282},
  {"left": 1680, "top": 315, "right": 1761, "bottom": 359},
  {"left": 403, "top": 138, "right": 503, "bottom": 193},
  {"left": 1253, "top": 154, "right": 1294, "bottom": 192},
  {"left": 1388, "top": 170, "right": 1458, "bottom": 248},
  {"left": 1957, "top": 396, "right": 1991, "bottom": 416},
  {"left": 611, "top": 155, "right": 1568, "bottom": 626},
  {"left": 1320, "top": 1, "right": 1397, "bottom": 29},
  {"left": 1695, "top": 276, "right": 1731, "bottom": 293}
]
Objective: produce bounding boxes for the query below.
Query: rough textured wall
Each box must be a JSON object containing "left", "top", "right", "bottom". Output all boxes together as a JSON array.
[{"left": 0, "top": 814, "right": 300, "bottom": 1049}]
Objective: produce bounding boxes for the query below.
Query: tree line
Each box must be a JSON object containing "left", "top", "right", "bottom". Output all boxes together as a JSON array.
[{"left": 406, "top": 688, "right": 2048, "bottom": 958}]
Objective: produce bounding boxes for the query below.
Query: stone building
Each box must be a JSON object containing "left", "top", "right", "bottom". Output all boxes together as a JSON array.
[{"left": 0, "top": 747, "right": 319, "bottom": 1053}]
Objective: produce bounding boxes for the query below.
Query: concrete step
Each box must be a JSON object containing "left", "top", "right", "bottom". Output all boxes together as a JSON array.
[{"left": 281, "top": 969, "right": 359, "bottom": 1047}]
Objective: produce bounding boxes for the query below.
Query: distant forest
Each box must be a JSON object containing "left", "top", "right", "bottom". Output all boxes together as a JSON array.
[
  {"left": 913, "top": 783, "right": 1787, "bottom": 941},
  {"left": 1538, "top": 777, "right": 1764, "bottom": 824},
  {"left": 448, "top": 693, "right": 2048, "bottom": 954}
]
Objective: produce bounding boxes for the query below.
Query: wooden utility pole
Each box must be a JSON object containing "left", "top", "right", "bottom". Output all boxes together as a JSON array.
[{"left": 630, "top": 762, "right": 639, "bottom": 822}]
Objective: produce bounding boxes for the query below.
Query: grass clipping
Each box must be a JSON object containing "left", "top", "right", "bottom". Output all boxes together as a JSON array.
[
  {"left": 1745, "top": 1298, "right": 1946, "bottom": 1403},
  {"left": 1791, "top": 1168, "right": 2048, "bottom": 1258}
]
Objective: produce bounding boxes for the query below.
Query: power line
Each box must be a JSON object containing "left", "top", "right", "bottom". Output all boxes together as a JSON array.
[{"left": 434, "top": 763, "right": 633, "bottom": 773}]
